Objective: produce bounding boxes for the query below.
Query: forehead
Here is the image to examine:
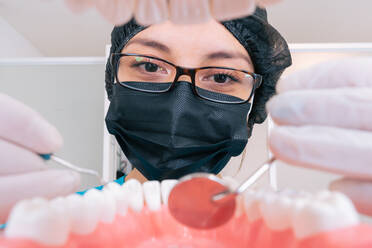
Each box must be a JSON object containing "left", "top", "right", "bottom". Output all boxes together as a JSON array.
[{"left": 122, "top": 19, "right": 251, "bottom": 68}]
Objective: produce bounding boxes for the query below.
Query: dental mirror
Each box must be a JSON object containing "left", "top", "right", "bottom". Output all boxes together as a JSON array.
[
  {"left": 168, "top": 157, "right": 276, "bottom": 229},
  {"left": 168, "top": 173, "right": 236, "bottom": 229}
]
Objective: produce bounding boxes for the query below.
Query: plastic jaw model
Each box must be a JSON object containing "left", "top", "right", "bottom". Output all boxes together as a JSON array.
[{"left": 1, "top": 179, "right": 372, "bottom": 248}]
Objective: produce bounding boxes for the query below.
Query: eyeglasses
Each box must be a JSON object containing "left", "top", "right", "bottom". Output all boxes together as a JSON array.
[{"left": 110, "top": 53, "right": 262, "bottom": 104}]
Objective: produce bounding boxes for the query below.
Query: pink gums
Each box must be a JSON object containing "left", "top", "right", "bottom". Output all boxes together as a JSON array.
[{"left": 1, "top": 205, "right": 372, "bottom": 248}]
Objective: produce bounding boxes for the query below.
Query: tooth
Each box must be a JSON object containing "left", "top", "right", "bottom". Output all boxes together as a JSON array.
[
  {"left": 258, "top": 189, "right": 312, "bottom": 232},
  {"left": 211, "top": 0, "right": 256, "bottom": 21},
  {"left": 222, "top": 176, "right": 244, "bottom": 217},
  {"left": 64, "top": 0, "right": 95, "bottom": 13},
  {"left": 161, "top": 179, "right": 178, "bottom": 204},
  {"left": 243, "top": 189, "right": 265, "bottom": 222},
  {"left": 95, "top": 0, "right": 135, "bottom": 25},
  {"left": 122, "top": 179, "right": 144, "bottom": 212},
  {"left": 143, "top": 181, "right": 161, "bottom": 211},
  {"left": 65, "top": 194, "right": 99, "bottom": 235},
  {"left": 105, "top": 182, "right": 128, "bottom": 216},
  {"left": 101, "top": 190, "right": 117, "bottom": 223},
  {"left": 84, "top": 189, "right": 116, "bottom": 224},
  {"left": 169, "top": 0, "right": 210, "bottom": 25},
  {"left": 135, "top": 0, "right": 168, "bottom": 26},
  {"left": 256, "top": 0, "right": 283, "bottom": 8},
  {"left": 5, "top": 198, "right": 69, "bottom": 246},
  {"left": 292, "top": 191, "right": 359, "bottom": 239},
  {"left": 259, "top": 192, "right": 295, "bottom": 231}
]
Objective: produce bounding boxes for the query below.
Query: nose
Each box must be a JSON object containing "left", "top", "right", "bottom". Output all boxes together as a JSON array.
[{"left": 178, "top": 75, "right": 192, "bottom": 83}]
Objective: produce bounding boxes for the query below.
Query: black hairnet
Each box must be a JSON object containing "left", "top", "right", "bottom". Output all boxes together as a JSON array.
[{"left": 105, "top": 8, "right": 292, "bottom": 137}]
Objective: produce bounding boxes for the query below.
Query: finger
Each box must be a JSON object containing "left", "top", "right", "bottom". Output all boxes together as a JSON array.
[
  {"left": 169, "top": 0, "right": 210, "bottom": 25},
  {"left": 267, "top": 88, "right": 372, "bottom": 131},
  {"left": 211, "top": 0, "right": 255, "bottom": 21},
  {"left": 64, "top": 0, "right": 96, "bottom": 13},
  {"left": 0, "top": 94, "right": 63, "bottom": 154},
  {"left": 0, "top": 139, "right": 46, "bottom": 175},
  {"left": 0, "top": 170, "right": 80, "bottom": 223},
  {"left": 256, "top": 0, "right": 283, "bottom": 8},
  {"left": 135, "top": 0, "right": 168, "bottom": 26},
  {"left": 330, "top": 178, "right": 372, "bottom": 216},
  {"left": 269, "top": 125, "right": 372, "bottom": 179},
  {"left": 277, "top": 57, "right": 372, "bottom": 93},
  {"left": 95, "top": 0, "right": 135, "bottom": 26}
]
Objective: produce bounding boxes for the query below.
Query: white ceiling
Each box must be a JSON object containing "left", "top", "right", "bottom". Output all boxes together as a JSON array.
[{"left": 0, "top": 0, "right": 371, "bottom": 57}]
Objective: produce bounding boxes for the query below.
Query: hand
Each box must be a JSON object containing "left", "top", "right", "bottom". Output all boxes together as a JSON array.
[
  {"left": 64, "top": 0, "right": 282, "bottom": 26},
  {"left": 266, "top": 58, "right": 372, "bottom": 216},
  {"left": 0, "top": 94, "right": 80, "bottom": 223}
]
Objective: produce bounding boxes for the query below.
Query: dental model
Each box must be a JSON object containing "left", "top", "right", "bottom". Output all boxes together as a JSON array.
[{"left": 1, "top": 179, "right": 372, "bottom": 248}]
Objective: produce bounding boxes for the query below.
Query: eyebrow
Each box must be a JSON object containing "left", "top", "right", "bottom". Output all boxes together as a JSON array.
[
  {"left": 204, "top": 51, "right": 252, "bottom": 65},
  {"left": 126, "top": 38, "right": 252, "bottom": 65},
  {"left": 125, "top": 38, "right": 171, "bottom": 53}
]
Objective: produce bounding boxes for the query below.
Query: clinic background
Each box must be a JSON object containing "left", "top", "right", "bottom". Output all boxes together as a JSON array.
[{"left": 1, "top": 0, "right": 372, "bottom": 221}]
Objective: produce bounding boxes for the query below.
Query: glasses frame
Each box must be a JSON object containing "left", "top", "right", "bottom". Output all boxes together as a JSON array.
[{"left": 110, "top": 53, "right": 262, "bottom": 104}]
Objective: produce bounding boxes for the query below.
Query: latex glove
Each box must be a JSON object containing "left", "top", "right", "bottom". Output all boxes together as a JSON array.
[
  {"left": 64, "top": 0, "right": 282, "bottom": 26},
  {"left": 266, "top": 57, "right": 372, "bottom": 216},
  {"left": 0, "top": 94, "right": 80, "bottom": 223}
]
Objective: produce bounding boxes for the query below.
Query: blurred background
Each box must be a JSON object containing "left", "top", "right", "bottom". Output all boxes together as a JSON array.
[{"left": 1, "top": 0, "right": 371, "bottom": 221}]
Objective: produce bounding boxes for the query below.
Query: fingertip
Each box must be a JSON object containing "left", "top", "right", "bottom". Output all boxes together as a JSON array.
[
  {"left": 47, "top": 125, "right": 64, "bottom": 152},
  {"left": 267, "top": 126, "right": 285, "bottom": 155},
  {"left": 265, "top": 97, "right": 275, "bottom": 113},
  {"left": 56, "top": 170, "right": 81, "bottom": 194},
  {"left": 32, "top": 116, "right": 64, "bottom": 154},
  {"left": 67, "top": 171, "right": 81, "bottom": 193},
  {"left": 266, "top": 95, "right": 283, "bottom": 122},
  {"left": 276, "top": 74, "right": 299, "bottom": 93},
  {"left": 329, "top": 178, "right": 344, "bottom": 191}
]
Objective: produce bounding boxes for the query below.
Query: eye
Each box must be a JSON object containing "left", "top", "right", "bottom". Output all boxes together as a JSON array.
[
  {"left": 131, "top": 61, "right": 168, "bottom": 74},
  {"left": 213, "top": 73, "right": 235, "bottom": 83},
  {"left": 204, "top": 73, "right": 239, "bottom": 84},
  {"left": 144, "top": 62, "right": 159, "bottom": 72}
]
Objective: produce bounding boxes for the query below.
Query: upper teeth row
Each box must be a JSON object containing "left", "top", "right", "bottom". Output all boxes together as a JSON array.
[{"left": 4, "top": 179, "right": 359, "bottom": 246}]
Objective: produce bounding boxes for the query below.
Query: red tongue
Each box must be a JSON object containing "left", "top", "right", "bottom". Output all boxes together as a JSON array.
[{"left": 168, "top": 177, "right": 236, "bottom": 229}]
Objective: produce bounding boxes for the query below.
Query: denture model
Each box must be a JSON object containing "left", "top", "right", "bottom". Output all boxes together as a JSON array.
[{"left": 1, "top": 179, "right": 372, "bottom": 248}]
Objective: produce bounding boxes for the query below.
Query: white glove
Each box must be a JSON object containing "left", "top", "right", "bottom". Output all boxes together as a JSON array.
[
  {"left": 0, "top": 94, "right": 80, "bottom": 223},
  {"left": 64, "top": 0, "right": 282, "bottom": 26},
  {"left": 267, "top": 58, "right": 372, "bottom": 216}
]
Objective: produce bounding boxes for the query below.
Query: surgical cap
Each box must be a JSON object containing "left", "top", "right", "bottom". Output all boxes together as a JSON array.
[{"left": 105, "top": 8, "right": 292, "bottom": 137}]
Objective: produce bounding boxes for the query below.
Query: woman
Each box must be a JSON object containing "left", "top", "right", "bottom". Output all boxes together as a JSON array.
[{"left": 104, "top": 7, "right": 291, "bottom": 182}]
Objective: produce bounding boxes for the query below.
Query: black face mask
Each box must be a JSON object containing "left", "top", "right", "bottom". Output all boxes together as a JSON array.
[{"left": 105, "top": 81, "right": 251, "bottom": 181}]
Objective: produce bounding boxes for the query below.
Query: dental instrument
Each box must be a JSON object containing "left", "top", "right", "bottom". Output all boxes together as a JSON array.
[
  {"left": 168, "top": 157, "right": 276, "bottom": 229},
  {"left": 40, "top": 154, "right": 107, "bottom": 185}
]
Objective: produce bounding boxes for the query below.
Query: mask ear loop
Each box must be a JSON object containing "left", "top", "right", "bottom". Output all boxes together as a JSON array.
[
  {"left": 234, "top": 94, "right": 255, "bottom": 177},
  {"left": 234, "top": 147, "right": 247, "bottom": 177}
]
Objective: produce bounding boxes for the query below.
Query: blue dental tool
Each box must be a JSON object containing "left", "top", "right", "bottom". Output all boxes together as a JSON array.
[{"left": 40, "top": 154, "right": 107, "bottom": 185}]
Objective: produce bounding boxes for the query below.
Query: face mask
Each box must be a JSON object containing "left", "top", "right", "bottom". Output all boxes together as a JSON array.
[{"left": 105, "top": 81, "right": 252, "bottom": 181}]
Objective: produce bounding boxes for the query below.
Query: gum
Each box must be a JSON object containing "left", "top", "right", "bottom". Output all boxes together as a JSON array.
[{"left": 1, "top": 205, "right": 371, "bottom": 248}]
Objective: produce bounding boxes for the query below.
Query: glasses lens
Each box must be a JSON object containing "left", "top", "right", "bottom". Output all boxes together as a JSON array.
[
  {"left": 195, "top": 68, "right": 254, "bottom": 103},
  {"left": 116, "top": 55, "right": 176, "bottom": 92}
]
